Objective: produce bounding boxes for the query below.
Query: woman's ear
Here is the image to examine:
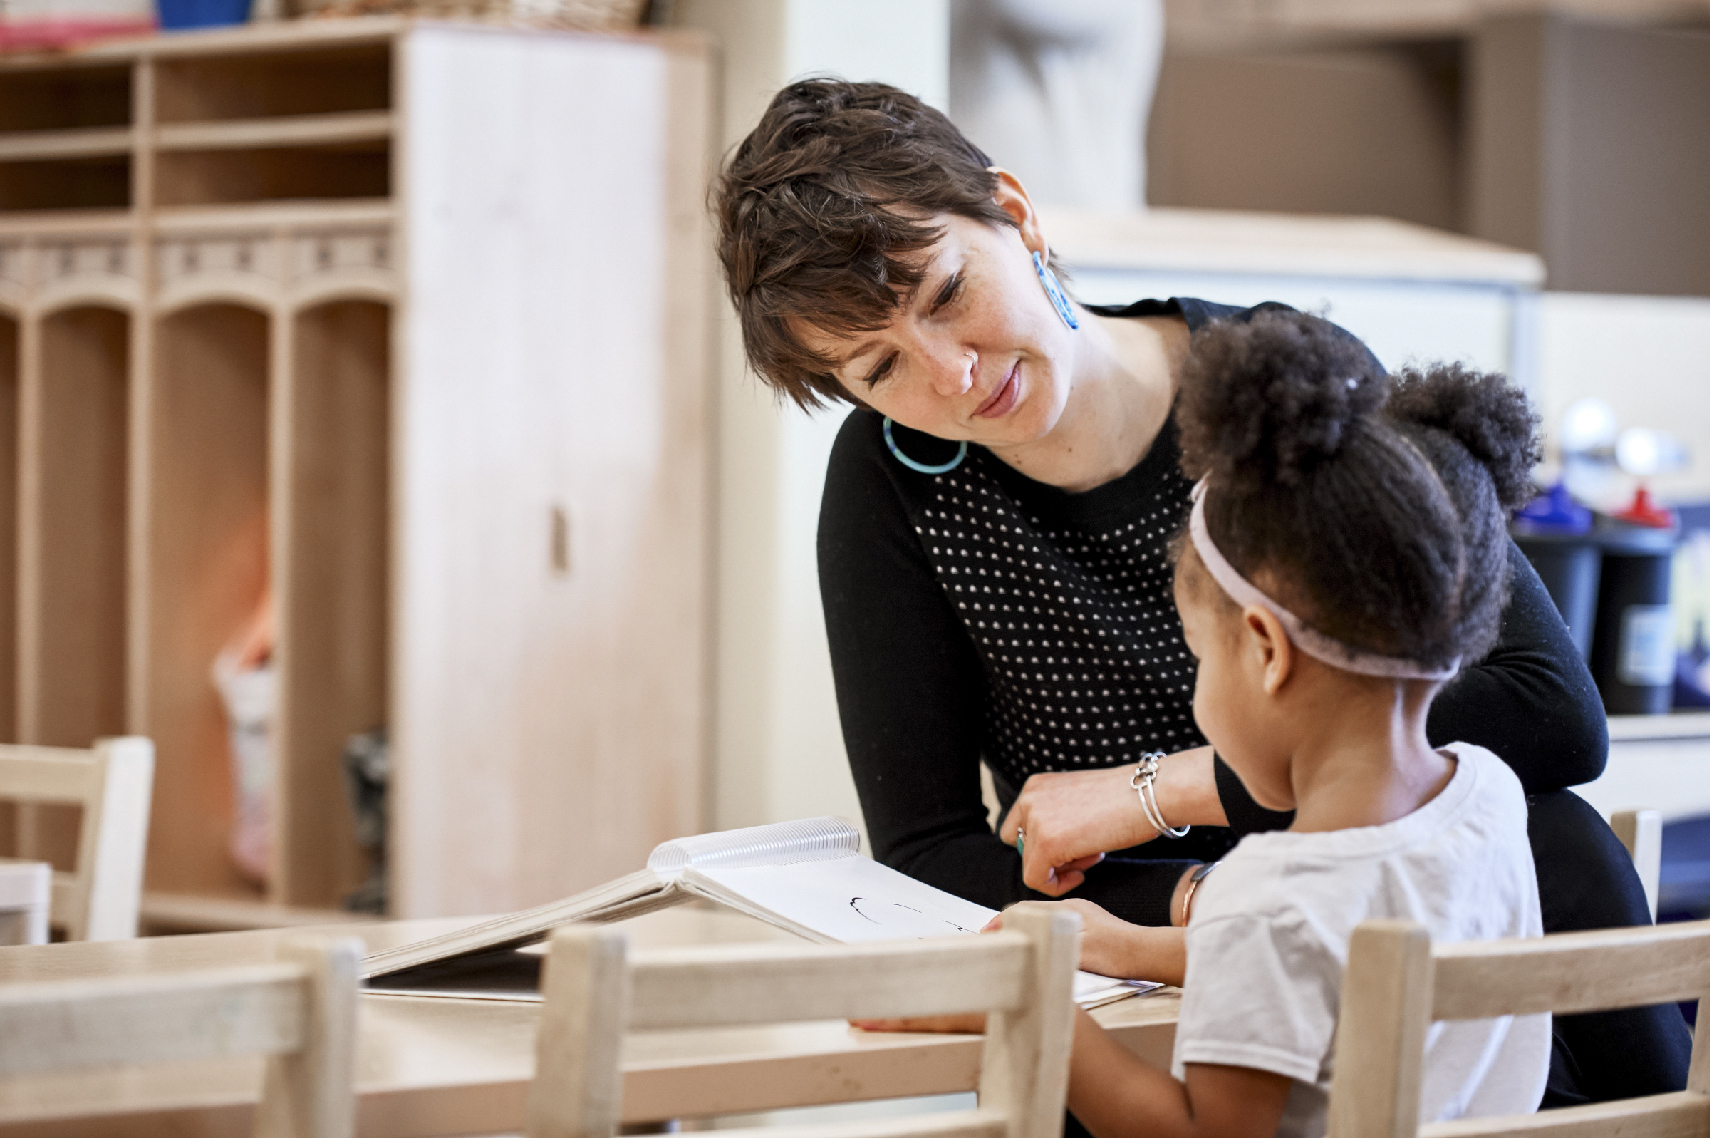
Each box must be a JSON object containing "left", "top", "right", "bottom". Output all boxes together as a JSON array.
[
  {"left": 988, "top": 167, "right": 1047, "bottom": 258},
  {"left": 1242, "top": 606, "right": 1295, "bottom": 696}
]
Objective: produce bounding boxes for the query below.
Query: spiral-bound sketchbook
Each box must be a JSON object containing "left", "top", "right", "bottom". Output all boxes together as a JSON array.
[{"left": 363, "top": 816, "right": 1156, "bottom": 1009}]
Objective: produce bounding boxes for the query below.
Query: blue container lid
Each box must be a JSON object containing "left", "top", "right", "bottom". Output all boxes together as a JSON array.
[{"left": 1512, "top": 481, "right": 1593, "bottom": 536}]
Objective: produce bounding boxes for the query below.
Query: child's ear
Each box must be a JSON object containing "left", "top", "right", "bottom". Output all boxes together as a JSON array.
[{"left": 1241, "top": 606, "right": 1294, "bottom": 695}]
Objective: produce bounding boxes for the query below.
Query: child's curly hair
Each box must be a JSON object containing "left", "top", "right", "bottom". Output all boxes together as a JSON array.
[{"left": 1176, "top": 309, "right": 1541, "bottom": 671}]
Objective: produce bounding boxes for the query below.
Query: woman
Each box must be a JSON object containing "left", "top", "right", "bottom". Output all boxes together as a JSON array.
[{"left": 715, "top": 77, "right": 1686, "bottom": 1105}]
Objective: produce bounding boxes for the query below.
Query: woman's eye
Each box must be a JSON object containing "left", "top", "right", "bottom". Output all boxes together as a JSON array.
[
  {"left": 862, "top": 355, "right": 896, "bottom": 387},
  {"left": 932, "top": 273, "right": 964, "bottom": 313}
]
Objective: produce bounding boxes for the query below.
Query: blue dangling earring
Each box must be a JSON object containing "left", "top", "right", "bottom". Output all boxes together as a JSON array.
[
  {"left": 883, "top": 417, "right": 967, "bottom": 475},
  {"left": 1033, "top": 251, "right": 1080, "bottom": 330}
]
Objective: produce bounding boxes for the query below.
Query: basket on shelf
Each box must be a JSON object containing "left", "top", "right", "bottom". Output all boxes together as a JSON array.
[{"left": 293, "top": 0, "right": 647, "bottom": 29}]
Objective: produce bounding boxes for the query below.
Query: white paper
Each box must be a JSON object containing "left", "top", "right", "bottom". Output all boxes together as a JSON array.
[
  {"left": 696, "top": 858, "right": 992, "bottom": 942},
  {"left": 692, "top": 855, "right": 1156, "bottom": 1005}
]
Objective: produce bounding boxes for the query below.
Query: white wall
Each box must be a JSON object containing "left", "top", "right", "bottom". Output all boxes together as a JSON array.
[
  {"left": 1531, "top": 292, "right": 1710, "bottom": 508},
  {"left": 672, "top": 0, "right": 950, "bottom": 841},
  {"left": 1070, "top": 268, "right": 1523, "bottom": 378}
]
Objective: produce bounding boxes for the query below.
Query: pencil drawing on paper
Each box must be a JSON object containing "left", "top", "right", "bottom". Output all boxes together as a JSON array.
[{"left": 849, "top": 897, "right": 977, "bottom": 936}]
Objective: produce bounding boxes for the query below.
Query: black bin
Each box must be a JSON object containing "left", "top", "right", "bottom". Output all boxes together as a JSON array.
[{"left": 1589, "top": 521, "right": 1678, "bottom": 715}]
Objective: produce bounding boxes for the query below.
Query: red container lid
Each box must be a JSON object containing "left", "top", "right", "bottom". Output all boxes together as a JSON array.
[{"left": 1613, "top": 484, "right": 1677, "bottom": 529}]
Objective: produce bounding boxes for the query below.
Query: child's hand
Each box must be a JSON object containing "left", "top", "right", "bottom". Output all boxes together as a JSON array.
[
  {"left": 849, "top": 1013, "right": 987, "bottom": 1034},
  {"left": 986, "top": 900, "right": 1187, "bottom": 987}
]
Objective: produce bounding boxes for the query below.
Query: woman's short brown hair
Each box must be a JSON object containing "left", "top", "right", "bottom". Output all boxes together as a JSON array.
[{"left": 715, "top": 78, "right": 1016, "bottom": 409}]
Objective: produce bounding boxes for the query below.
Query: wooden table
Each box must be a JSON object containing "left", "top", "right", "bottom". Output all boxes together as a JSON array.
[
  {"left": 0, "top": 860, "right": 49, "bottom": 947},
  {"left": 0, "top": 908, "right": 1181, "bottom": 1137}
]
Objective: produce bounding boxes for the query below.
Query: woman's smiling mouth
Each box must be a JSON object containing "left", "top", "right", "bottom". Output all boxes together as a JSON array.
[{"left": 974, "top": 363, "right": 1020, "bottom": 419}]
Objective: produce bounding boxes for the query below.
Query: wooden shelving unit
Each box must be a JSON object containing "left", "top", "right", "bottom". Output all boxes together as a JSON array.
[{"left": 0, "top": 18, "right": 714, "bottom": 927}]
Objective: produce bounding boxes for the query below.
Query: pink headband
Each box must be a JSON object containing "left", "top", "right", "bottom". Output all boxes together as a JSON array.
[{"left": 1188, "top": 480, "right": 1459, "bottom": 682}]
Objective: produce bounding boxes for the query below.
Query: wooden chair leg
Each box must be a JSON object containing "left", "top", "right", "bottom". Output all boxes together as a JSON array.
[{"left": 529, "top": 926, "right": 631, "bottom": 1138}]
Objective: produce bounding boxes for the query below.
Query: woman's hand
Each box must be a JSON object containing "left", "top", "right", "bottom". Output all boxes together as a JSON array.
[
  {"left": 1001, "top": 746, "right": 1224, "bottom": 895},
  {"left": 986, "top": 900, "right": 1188, "bottom": 987}
]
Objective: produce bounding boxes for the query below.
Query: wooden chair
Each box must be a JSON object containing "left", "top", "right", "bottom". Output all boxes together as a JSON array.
[
  {"left": 527, "top": 901, "right": 1081, "bottom": 1138},
  {"left": 0, "top": 933, "right": 360, "bottom": 1137},
  {"left": 1327, "top": 916, "right": 1710, "bottom": 1137},
  {"left": 0, "top": 737, "right": 154, "bottom": 940},
  {"left": 1612, "top": 807, "right": 1663, "bottom": 921}
]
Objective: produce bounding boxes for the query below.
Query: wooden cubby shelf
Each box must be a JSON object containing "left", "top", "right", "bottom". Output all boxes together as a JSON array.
[
  {"left": 0, "top": 63, "right": 131, "bottom": 134},
  {"left": 0, "top": 157, "right": 131, "bottom": 213},
  {"left": 0, "top": 19, "right": 714, "bottom": 929},
  {"left": 154, "top": 41, "right": 391, "bottom": 123},
  {"left": 0, "top": 131, "right": 135, "bottom": 163},
  {"left": 155, "top": 140, "right": 391, "bottom": 208},
  {"left": 154, "top": 112, "right": 394, "bottom": 152}
]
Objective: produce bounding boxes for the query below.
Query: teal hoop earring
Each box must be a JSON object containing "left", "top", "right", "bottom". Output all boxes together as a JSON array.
[
  {"left": 1033, "top": 251, "right": 1080, "bottom": 330},
  {"left": 883, "top": 417, "right": 967, "bottom": 475}
]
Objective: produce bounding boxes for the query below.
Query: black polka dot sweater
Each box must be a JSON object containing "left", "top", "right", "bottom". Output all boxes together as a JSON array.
[
  {"left": 817, "top": 297, "right": 1608, "bottom": 926},
  {"left": 919, "top": 416, "right": 1204, "bottom": 778}
]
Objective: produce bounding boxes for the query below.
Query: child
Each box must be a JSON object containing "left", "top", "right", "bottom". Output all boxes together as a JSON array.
[{"left": 1061, "top": 310, "right": 1551, "bottom": 1138}]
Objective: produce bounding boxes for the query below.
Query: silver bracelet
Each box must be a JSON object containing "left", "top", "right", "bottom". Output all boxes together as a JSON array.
[{"left": 1131, "top": 751, "right": 1190, "bottom": 839}]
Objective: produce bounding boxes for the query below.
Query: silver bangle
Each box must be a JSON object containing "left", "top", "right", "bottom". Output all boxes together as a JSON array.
[{"left": 1131, "top": 752, "right": 1190, "bottom": 839}]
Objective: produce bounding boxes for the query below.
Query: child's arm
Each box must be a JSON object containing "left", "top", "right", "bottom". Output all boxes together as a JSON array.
[
  {"left": 1012, "top": 899, "right": 1186, "bottom": 986},
  {"left": 1068, "top": 1010, "right": 1291, "bottom": 1138}
]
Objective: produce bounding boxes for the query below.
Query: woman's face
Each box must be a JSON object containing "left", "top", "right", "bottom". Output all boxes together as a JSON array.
[{"left": 795, "top": 175, "right": 1081, "bottom": 449}]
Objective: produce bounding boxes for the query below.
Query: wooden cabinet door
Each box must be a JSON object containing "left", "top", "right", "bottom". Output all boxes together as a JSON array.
[{"left": 394, "top": 26, "right": 713, "bottom": 917}]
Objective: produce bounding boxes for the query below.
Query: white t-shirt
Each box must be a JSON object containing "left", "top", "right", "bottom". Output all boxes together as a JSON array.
[{"left": 1171, "top": 742, "right": 1550, "bottom": 1138}]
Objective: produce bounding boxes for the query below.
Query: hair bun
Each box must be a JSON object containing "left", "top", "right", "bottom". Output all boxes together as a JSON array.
[
  {"left": 1178, "top": 307, "right": 1388, "bottom": 490},
  {"left": 1384, "top": 364, "right": 1541, "bottom": 510}
]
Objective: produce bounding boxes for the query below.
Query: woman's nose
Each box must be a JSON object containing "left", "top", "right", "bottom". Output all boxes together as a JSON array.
[{"left": 925, "top": 349, "right": 975, "bottom": 398}]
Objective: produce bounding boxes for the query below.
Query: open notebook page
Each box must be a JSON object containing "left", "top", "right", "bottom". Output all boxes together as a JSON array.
[{"left": 687, "top": 854, "right": 1158, "bottom": 1007}]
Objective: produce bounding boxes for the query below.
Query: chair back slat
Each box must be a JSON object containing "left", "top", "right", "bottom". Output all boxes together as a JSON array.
[
  {"left": 1611, "top": 809, "right": 1662, "bottom": 922},
  {"left": 1416, "top": 1090, "right": 1710, "bottom": 1137},
  {"left": 1327, "top": 921, "right": 1434, "bottom": 1138},
  {"left": 710, "top": 1106, "right": 1009, "bottom": 1138},
  {"left": 528, "top": 926, "right": 630, "bottom": 1138},
  {"left": 0, "top": 738, "right": 154, "bottom": 941},
  {"left": 528, "top": 903, "right": 1079, "bottom": 1138},
  {"left": 1689, "top": 995, "right": 1710, "bottom": 1095},
  {"left": 0, "top": 963, "right": 305, "bottom": 1076},
  {"left": 1333, "top": 912, "right": 1710, "bottom": 1138},
  {"left": 0, "top": 935, "right": 358, "bottom": 1138},
  {"left": 975, "top": 906, "right": 1080, "bottom": 1138},
  {"left": 258, "top": 936, "right": 361, "bottom": 1138},
  {"left": 0, "top": 749, "right": 104, "bottom": 802},
  {"left": 1432, "top": 921, "right": 1710, "bottom": 1020},
  {"left": 627, "top": 935, "right": 1031, "bottom": 1031},
  {"left": 49, "top": 875, "right": 83, "bottom": 928}
]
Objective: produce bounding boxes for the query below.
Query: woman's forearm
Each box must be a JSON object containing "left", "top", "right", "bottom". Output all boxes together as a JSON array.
[
  {"left": 1003, "top": 746, "right": 1228, "bottom": 895},
  {"left": 1155, "top": 746, "right": 1228, "bottom": 828}
]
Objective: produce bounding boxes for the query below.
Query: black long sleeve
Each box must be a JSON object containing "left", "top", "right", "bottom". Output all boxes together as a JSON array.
[
  {"left": 819, "top": 414, "right": 1189, "bottom": 926},
  {"left": 1427, "top": 543, "right": 1607, "bottom": 789}
]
